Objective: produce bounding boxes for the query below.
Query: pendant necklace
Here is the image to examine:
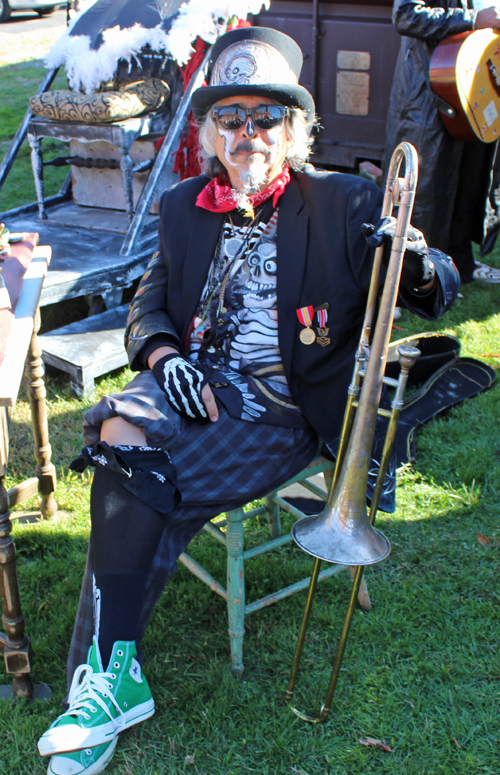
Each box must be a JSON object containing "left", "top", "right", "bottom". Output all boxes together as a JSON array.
[{"left": 216, "top": 204, "right": 269, "bottom": 318}]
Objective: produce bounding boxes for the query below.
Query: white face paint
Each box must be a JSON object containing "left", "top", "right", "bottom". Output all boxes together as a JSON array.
[
  {"left": 218, "top": 127, "right": 242, "bottom": 168},
  {"left": 213, "top": 96, "right": 290, "bottom": 192}
]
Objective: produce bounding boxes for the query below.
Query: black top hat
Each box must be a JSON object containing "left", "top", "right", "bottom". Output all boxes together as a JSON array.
[{"left": 191, "top": 27, "right": 315, "bottom": 119}]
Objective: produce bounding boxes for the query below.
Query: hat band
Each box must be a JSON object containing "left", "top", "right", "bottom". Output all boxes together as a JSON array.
[{"left": 210, "top": 40, "right": 298, "bottom": 89}]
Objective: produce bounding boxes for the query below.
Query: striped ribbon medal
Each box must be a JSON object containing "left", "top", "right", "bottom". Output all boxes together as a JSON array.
[
  {"left": 316, "top": 306, "right": 330, "bottom": 347},
  {"left": 296, "top": 305, "right": 316, "bottom": 344}
]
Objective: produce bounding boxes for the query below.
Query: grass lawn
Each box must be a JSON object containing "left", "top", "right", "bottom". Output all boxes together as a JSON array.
[{"left": 0, "top": 40, "right": 499, "bottom": 775}]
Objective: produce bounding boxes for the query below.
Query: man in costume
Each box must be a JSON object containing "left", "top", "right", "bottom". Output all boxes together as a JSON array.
[
  {"left": 385, "top": 0, "right": 500, "bottom": 284},
  {"left": 38, "top": 27, "right": 459, "bottom": 775}
]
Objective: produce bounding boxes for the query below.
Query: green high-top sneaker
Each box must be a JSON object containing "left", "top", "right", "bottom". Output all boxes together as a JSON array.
[
  {"left": 38, "top": 638, "right": 154, "bottom": 757},
  {"left": 47, "top": 738, "right": 118, "bottom": 775}
]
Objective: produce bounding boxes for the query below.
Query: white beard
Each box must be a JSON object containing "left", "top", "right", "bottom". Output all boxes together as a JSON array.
[{"left": 233, "top": 157, "right": 270, "bottom": 213}]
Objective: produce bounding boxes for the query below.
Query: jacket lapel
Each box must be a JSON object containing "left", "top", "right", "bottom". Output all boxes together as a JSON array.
[
  {"left": 181, "top": 205, "right": 224, "bottom": 337},
  {"left": 277, "top": 174, "right": 308, "bottom": 381}
]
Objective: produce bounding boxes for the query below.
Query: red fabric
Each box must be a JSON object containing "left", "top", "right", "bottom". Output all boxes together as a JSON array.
[
  {"left": 172, "top": 112, "right": 201, "bottom": 180},
  {"left": 227, "top": 17, "right": 252, "bottom": 31},
  {"left": 180, "top": 36, "right": 209, "bottom": 91},
  {"left": 156, "top": 38, "right": 209, "bottom": 178},
  {"left": 0, "top": 233, "right": 37, "bottom": 367},
  {"left": 161, "top": 37, "right": 210, "bottom": 181},
  {"left": 196, "top": 166, "right": 291, "bottom": 213}
]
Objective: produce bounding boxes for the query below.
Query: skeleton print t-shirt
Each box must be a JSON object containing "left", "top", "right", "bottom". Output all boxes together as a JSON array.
[{"left": 188, "top": 207, "right": 308, "bottom": 428}]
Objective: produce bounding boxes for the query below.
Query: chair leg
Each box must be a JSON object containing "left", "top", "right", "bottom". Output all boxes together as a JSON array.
[
  {"left": 226, "top": 507, "right": 245, "bottom": 677},
  {"left": 323, "top": 468, "right": 334, "bottom": 492},
  {"left": 348, "top": 566, "right": 372, "bottom": 612},
  {"left": 264, "top": 492, "right": 281, "bottom": 539}
]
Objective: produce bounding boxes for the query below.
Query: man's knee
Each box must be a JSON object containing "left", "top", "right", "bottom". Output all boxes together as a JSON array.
[{"left": 100, "top": 416, "right": 147, "bottom": 446}]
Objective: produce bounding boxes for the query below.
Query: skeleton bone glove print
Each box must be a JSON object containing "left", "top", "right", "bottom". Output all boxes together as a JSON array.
[{"left": 153, "top": 354, "right": 208, "bottom": 421}]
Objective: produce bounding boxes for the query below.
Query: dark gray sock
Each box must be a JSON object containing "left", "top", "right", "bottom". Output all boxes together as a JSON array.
[{"left": 90, "top": 465, "right": 166, "bottom": 666}]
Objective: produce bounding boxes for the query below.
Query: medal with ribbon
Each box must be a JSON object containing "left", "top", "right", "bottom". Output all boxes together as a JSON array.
[
  {"left": 296, "top": 305, "right": 316, "bottom": 344},
  {"left": 315, "top": 303, "right": 330, "bottom": 347}
]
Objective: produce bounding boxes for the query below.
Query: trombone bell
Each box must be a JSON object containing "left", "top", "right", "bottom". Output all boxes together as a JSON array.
[{"left": 292, "top": 502, "right": 391, "bottom": 566}]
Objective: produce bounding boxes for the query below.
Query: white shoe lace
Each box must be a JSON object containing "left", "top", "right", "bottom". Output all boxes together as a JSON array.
[{"left": 55, "top": 663, "right": 125, "bottom": 730}]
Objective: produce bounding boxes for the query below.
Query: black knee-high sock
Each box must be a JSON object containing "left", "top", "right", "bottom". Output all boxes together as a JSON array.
[{"left": 90, "top": 467, "right": 166, "bottom": 667}]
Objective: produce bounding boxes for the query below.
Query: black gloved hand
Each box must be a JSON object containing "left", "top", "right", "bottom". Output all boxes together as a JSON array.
[
  {"left": 362, "top": 216, "right": 435, "bottom": 289},
  {"left": 152, "top": 353, "right": 208, "bottom": 421}
]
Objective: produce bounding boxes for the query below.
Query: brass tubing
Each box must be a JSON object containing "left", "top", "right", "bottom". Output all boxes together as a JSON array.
[
  {"left": 316, "top": 564, "right": 365, "bottom": 723},
  {"left": 285, "top": 557, "right": 322, "bottom": 702},
  {"left": 286, "top": 142, "right": 420, "bottom": 721},
  {"left": 368, "top": 345, "right": 421, "bottom": 524},
  {"left": 308, "top": 345, "right": 421, "bottom": 723}
]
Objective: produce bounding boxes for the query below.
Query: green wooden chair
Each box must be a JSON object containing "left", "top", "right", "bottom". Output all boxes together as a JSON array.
[{"left": 178, "top": 455, "right": 371, "bottom": 676}]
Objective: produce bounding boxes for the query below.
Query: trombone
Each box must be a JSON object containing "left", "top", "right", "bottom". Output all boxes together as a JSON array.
[{"left": 286, "top": 141, "right": 421, "bottom": 723}]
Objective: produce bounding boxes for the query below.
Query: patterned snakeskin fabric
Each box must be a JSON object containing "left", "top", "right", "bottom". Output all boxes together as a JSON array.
[{"left": 29, "top": 78, "right": 170, "bottom": 123}]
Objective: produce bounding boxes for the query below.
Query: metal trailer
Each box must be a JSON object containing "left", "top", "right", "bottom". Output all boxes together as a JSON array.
[
  {"left": 254, "top": 0, "right": 399, "bottom": 168},
  {"left": 0, "top": 51, "right": 208, "bottom": 395}
]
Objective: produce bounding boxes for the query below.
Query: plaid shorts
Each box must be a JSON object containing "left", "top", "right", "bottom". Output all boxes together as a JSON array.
[{"left": 66, "top": 371, "right": 318, "bottom": 688}]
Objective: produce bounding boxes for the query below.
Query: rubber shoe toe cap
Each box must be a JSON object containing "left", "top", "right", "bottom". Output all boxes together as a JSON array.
[{"left": 47, "top": 738, "right": 118, "bottom": 775}]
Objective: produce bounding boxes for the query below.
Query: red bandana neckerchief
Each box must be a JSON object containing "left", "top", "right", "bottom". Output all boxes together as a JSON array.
[{"left": 195, "top": 166, "right": 290, "bottom": 214}]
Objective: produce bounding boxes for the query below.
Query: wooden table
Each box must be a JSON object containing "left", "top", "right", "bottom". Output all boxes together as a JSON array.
[{"left": 0, "top": 242, "right": 57, "bottom": 700}]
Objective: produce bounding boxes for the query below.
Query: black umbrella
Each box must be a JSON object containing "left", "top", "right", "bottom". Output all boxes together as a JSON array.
[{"left": 70, "top": 0, "right": 185, "bottom": 50}]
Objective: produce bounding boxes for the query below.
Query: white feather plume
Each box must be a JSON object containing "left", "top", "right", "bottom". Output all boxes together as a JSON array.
[{"left": 45, "top": 0, "right": 271, "bottom": 94}]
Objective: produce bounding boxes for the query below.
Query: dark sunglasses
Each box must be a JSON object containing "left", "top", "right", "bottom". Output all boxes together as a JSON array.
[{"left": 211, "top": 104, "right": 289, "bottom": 131}]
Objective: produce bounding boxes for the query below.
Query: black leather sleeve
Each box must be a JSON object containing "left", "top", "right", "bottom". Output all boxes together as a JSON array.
[
  {"left": 398, "top": 247, "right": 460, "bottom": 319},
  {"left": 124, "top": 248, "right": 182, "bottom": 371},
  {"left": 393, "top": 0, "right": 475, "bottom": 42}
]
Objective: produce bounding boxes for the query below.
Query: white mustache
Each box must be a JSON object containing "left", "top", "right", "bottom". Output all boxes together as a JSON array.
[{"left": 230, "top": 140, "right": 271, "bottom": 157}]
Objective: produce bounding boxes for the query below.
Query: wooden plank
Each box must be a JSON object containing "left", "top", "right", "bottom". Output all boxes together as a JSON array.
[
  {"left": 28, "top": 116, "right": 149, "bottom": 145},
  {"left": 40, "top": 304, "right": 129, "bottom": 395},
  {"left": 44, "top": 201, "right": 157, "bottom": 235},
  {"left": 0, "top": 246, "right": 50, "bottom": 407},
  {"left": 70, "top": 139, "right": 160, "bottom": 215},
  {"left": 40, "top": 304, "right": 128, "bottom": 369},
  {"left": 0, "top": 209, "right": 154, "bottom": 305},
  {"left": 7, "top": 477, "right": 39, "bottom": 508}
]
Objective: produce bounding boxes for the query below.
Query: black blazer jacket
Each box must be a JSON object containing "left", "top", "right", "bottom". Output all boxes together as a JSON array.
[{"left": 125, "top": 165, "right": 459, "bottom": 450}]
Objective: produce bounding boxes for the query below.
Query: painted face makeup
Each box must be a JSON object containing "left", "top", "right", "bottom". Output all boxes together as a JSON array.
[
  {"left": 218, "top": 127, "right": 247, "bottom": 168},
  {"left": 212, "top": 97, "right": 289, "bottom": 190},
  {"left": 217, "top": 122, "right": 285, "bottom": 172}
]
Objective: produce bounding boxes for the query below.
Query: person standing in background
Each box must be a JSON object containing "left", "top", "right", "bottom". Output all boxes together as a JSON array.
[{"left": 385, "top": 0, "right": 500, "bottom": 284}]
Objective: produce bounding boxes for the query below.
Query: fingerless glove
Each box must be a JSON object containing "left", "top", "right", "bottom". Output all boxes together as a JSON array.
[{"left": 152, "top": 354, "right": 208, "bottom": 421}]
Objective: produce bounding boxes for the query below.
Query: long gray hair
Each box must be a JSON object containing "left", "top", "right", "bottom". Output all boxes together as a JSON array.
[{"left": 197, "top": 105, "right": 316, "bottom": 178}]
